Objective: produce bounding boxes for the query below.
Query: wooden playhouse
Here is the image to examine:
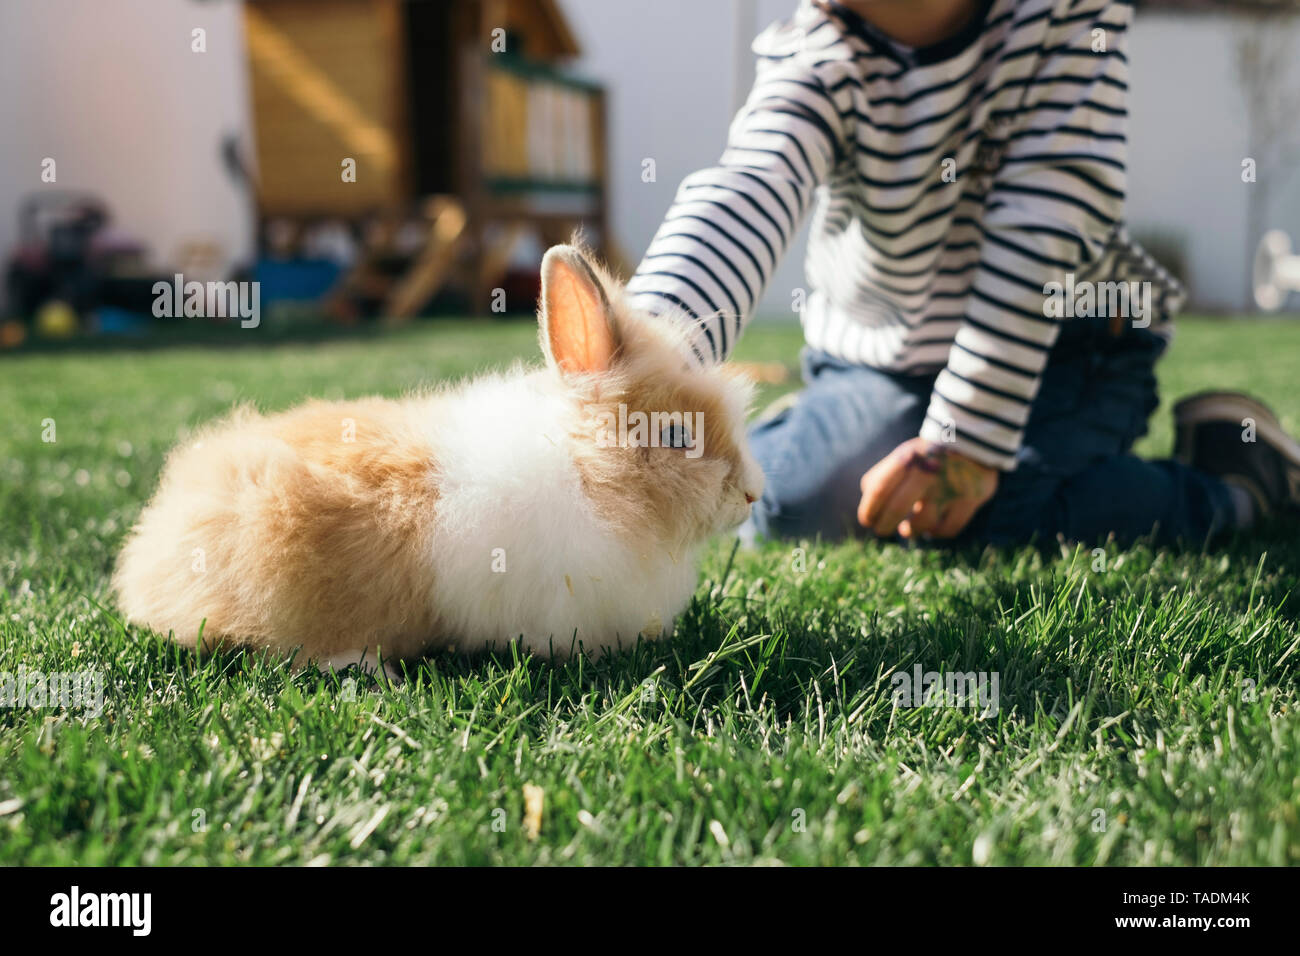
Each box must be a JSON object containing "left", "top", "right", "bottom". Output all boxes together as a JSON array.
[{"left": 242, "top": 0, "right": 611, "bottom": 316}]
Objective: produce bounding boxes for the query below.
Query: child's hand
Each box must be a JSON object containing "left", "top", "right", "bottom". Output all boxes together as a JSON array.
[{"left": 858, "top": 438, "right": 999, "bottom": 539}]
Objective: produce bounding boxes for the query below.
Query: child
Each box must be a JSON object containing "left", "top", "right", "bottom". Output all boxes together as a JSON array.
[{"left": 627, "top": 0, "right": 1300, "bottom": 544}]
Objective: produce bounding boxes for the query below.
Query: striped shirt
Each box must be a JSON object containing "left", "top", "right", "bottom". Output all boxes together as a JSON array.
[{"left": 627, "top": 0, "right": 1183, "bottom": 471}]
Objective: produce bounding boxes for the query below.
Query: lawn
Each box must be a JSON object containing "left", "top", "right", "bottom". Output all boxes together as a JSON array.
[{"left": 1, "top": 316, "right": 1297, "bottom": 865}]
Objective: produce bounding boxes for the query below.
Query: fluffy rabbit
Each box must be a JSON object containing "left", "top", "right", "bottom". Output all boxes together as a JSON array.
[{"left": 113, "top": 245, "right": 764, "bottom": 673}]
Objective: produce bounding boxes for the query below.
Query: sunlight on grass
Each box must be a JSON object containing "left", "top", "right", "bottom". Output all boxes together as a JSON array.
[{"left": 0, "top": 316, "right": 1297, "bottom": 865}]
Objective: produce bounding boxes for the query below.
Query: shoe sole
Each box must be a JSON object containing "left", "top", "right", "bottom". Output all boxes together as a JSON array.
[{"left": 1173, "top": 392, "right": 1300, "bottom": 469}]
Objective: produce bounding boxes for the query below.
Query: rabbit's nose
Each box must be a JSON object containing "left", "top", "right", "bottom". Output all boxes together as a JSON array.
[{"left": 744, "top": 492, "right": 757, "bottom": 504}]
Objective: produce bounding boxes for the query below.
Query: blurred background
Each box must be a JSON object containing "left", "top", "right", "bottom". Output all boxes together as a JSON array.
[{"left": 1, "top": 0, "right": 1299, "bottom": 348}]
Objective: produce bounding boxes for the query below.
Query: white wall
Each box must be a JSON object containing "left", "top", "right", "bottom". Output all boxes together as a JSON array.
[
  {"left": 563, "top": 1, "right": 1300, "bottom": 315},
  {"left": 0, "top": 0, "right": 255, "bottom": 307},
  {"left": 563, "top": 0, "right": 808, "bottom": 319},
  {"left": 1128, "top": 11, "right": 1300, "bottom": 311}
]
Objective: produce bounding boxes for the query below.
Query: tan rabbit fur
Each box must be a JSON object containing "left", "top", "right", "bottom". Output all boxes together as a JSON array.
[
  {"left": 113, "top": 244, "right": 764, "bottom": 670},
  {"left": 113, "top": 396, "right": 445, "bottom": 661}
]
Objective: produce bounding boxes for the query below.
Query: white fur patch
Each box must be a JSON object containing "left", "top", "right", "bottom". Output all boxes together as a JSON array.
[{"left": 421, "top": 370, "right": 700, "bottom": 657}]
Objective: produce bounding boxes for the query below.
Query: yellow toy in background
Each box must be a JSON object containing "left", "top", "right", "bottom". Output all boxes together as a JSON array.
[{"left": 35, "top": 300, "right": 79, "bottom": 338}]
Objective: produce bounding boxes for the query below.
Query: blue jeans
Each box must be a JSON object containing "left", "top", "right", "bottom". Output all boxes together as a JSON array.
[{"left": 745, "top": 321, "right": 1237, "bottom": 546}]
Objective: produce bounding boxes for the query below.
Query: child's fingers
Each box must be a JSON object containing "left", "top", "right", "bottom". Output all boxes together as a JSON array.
[
  {"left": 857, "top": 453, "right": 907, "bottom": 527},
  {"left": 856, "top": 486, "right": 883, "bottom": 529},
  {"left": 901, "top": 497, "right": 940, "bottom": 538},
  {"left": 932, "top": 497, "right": 983, "bottom": 539},
  {"left": 859, "top": 440, "right": 931, "bottom": 528},
  {"left": 868, "top": 468, "right": 933, "bottom": 537}
]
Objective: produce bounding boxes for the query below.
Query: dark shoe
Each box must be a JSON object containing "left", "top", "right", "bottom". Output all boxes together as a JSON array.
[{"left": 1173, "top": 391, "right": 1300, "bottom": 517}]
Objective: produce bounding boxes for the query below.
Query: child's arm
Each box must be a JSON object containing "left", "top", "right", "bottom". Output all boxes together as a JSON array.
[
  {"left": 863, "top": 0, "right": 1131, "bottom": 537},
  {"left": 917, "top": 0, "right": 1130, "bottom": 472},
  {"left": 626, "top": 16, "right": 850, "bottom": 363}
]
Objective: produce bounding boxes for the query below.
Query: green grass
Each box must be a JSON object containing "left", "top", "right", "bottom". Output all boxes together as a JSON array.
[{"left": 1, "top": 316, "right": 1298, "bottom": 866}]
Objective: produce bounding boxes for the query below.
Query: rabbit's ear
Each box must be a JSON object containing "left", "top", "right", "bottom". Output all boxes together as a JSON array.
[{"left": 539, "top": 246, "right": 619, "bottom": 375}]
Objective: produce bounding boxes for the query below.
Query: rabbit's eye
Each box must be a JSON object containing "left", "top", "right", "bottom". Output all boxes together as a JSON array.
[{"left": 660, "top": 423, "right": 691, "bottom": 449}]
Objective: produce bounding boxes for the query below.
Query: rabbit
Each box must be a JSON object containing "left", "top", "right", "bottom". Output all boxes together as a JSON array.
[{"left": 112, "top": 244, "right": 765, "bottom": 675}]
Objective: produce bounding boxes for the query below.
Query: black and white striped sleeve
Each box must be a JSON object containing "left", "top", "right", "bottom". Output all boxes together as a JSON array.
[
  {"left": 627, "top": 44, "right": 849, "bottom": 364},
  {"left": 919, "top": 0, "right": 1131, "bottom": 471}
]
